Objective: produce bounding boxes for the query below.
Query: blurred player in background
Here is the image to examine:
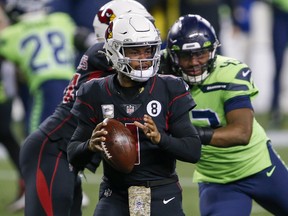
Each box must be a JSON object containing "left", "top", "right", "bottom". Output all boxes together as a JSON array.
[
  {"left": 160, "top": 14, "right": 288, "bottom": 215},
  {"left": 269, "top": 0, "right": 288, "bottom": 127},
  {"left": 19, "top": 0, "right": 156, "bottom": 215},
  {"left": 0, "top": 2, "right": 24, "bottom": 211},
  {"left": 0, "top": 0, "right": 77, "bottom": 134},
  {"left": 47, "top": 0, "right": 109, "bottom": 66},
  {"left": 67, "top": 13, "right": 201, "bottom": 216},
  {"left": 0, "top": 60, "right": 25, "bottom": 212}
]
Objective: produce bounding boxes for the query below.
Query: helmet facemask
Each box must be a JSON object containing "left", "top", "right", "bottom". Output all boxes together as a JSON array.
[
  {"left": 104, "top": 14, "right": 161, "bottom": 82},
  {"left": 172, "top": 47, "right": 217, "bottom": 85},
  {"left": 118, "top": 43, "right": 161, "bottom": 82},
  {"left": 5, "top": 0, "right": 51, "bottom": 23}
]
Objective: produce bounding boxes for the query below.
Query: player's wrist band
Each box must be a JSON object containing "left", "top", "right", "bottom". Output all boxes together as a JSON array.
[{"left": 195, "top": 126, "right": 214, "bottom": 145}]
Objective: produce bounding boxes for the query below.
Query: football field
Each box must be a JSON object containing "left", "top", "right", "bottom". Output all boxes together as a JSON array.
[{"left": 0, "top": 144, "right": 287, "bottom": 216}]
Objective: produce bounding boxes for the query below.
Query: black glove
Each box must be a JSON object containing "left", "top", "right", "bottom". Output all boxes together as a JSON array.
[{"left": 195, "top": 126, "right": 214, "bottom": 145}]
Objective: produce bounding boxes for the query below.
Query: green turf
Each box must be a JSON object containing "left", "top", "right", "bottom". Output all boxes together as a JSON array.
[{"left": 1, "top": 146, "right": 287, "bottom": 216}]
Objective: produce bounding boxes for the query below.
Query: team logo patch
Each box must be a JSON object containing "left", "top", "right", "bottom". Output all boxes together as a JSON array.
[
  {"left": 102, "top": 104, "right": 114, "bottom": 118},
  {"left": 121, "top": 104, "right": 141, "bottom": 115},
  {"left": 146, "top": 100, "right": 161, "bottom": 117}
]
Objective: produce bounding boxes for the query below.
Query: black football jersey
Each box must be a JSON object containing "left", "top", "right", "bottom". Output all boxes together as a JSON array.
[{"left": 70, "top": 74, "right": 196, "bottom": 185}]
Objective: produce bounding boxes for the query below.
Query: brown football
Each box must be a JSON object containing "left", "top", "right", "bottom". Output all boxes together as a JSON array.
[{"left": 101, "top": 118, "right": 137, "bottom": 173}]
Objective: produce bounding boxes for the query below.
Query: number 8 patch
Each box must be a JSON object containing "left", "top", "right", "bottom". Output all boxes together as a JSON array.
[{"left": 146, "top": 100, "right": 161, "bottom": 117}]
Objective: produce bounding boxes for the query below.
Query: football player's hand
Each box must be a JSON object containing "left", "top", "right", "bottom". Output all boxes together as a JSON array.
[
  {"left": 88, "top": 121, "right": 107, "bottom": 152},
  {"left": 134, "top": 114, "right": 161, "bottom": 144}
]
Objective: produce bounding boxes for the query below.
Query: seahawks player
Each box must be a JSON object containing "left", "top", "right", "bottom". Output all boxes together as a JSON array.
[
  {"left": 0, "top": 59, "right": 25, "bottom": 211},
  {"left": 19, "top": 0, "right": 158, "bottom": 215},
  {"left": 159, "top": 14, "right": 288, "bottom": 216},
  {"left": 68, "top": 14, "right": 201, "bottom": 216},
  {"left": 0, "top": 0, "right": 77, "bottom": 134}
]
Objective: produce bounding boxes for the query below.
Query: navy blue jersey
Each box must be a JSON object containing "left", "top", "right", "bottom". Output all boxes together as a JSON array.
[
  {"left": 69, "top": 74, "right": 200, "bottom": 186},
  {"left": 38, "top": 42, "right": 114, "bottom": 148}
]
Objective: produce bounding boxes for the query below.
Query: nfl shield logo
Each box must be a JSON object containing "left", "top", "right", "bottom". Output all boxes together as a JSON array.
[
  {"left": 126, "top": 105, "right": 135, "bottom": 115},
  {"left": 121, "top": 104, "right": 140, "bottom": 115}
]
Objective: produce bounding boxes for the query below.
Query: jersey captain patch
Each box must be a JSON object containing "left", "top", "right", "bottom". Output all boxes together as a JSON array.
[{"left": 102, "top": 104, "right": 114, "bottom": 118}]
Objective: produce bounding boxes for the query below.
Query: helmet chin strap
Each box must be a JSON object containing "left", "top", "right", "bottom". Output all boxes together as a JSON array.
[
  {"left": 116, "top": 55, "right": 160, "bottom": 82},
  {"left": 121, "top": 65, "right": 156, "bottom": 82},
  {"left": 179, "top": 48, "right": 216, "bottom": 85}
]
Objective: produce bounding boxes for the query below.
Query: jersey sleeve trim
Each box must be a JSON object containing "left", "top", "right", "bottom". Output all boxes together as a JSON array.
[{"left": 224, "top": 95, "right": 253, "bottom": 114}]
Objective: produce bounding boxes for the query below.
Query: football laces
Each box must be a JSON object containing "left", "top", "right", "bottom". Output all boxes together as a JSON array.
[{"left": 101, "top": 142, "right": 112, "bottom": 159}]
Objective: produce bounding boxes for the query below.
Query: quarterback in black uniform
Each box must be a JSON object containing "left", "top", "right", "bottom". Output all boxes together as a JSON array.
[{"left": 68, "top": 14, "right": 201, "bottom": 216}]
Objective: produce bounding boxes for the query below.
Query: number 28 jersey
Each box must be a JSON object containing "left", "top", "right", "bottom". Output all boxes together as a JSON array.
[{"left": 0, "top": 12, "right": 75, "bottom": 93}]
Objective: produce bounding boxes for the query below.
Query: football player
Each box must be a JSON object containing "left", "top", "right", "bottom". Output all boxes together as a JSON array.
[
  {"left": 160, "top": 14, "right": 288, "bottom": 216},
  {"left": 19, "top": 0, "right": 158, "bottom": 215},
  {"left": 269, "top": 0, "right": 288, "bottom": 127},
  {"left": 0, "top": 3, "right": 25, "bottom": 211},
  {"left": 67, "top": 13, "right": 201, "bottom": 216},
  {"left": 47, "top": 0, "right": 108, "bottom": 66},
  {"left": 0, "top": 0, "right": 78, "bottom": 134},
  {"left": 0, "top": 59, "right": 25, "bottom": 212}
]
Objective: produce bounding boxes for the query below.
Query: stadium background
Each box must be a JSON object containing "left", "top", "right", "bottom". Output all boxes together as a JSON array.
[{"left": 0, "top": 1, "right": 287, "bottom": 215}]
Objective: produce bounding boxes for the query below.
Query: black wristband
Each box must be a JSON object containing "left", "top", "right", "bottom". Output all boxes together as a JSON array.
[{"left": 195, "top": 126, "right": 214, "bottom": 145}]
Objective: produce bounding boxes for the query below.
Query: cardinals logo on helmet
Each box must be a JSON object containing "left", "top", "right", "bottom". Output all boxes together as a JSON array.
[
  {"left": 105, "top": 22, "right": 113, "bottom": 39},
  {"left": 97, "top": 8, "right": 116, "bottom": 25}
]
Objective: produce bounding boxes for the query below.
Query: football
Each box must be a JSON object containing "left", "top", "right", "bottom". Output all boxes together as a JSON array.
[{"left": 101, "top": 118, "right": 137, "bottom": 173}]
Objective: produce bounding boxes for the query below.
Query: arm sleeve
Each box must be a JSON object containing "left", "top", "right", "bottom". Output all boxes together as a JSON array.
[{"left": 158, "top": 112, "right": 201, "bottom": 163}]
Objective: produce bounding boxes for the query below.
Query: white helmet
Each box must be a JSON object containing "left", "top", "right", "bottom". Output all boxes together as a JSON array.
[
  {"left": 93, "top": 0, "right": 154, "bottom": 42},
  {"left": 104, "top": 14, "right": 161, "bottom": 82}
]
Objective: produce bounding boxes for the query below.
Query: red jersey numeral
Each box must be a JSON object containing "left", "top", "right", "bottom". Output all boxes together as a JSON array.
[
  {"left": 126, "top": 123, "right": 140, "bottom": 165},
  {"left": 62, "top": 73, "right": 81, "bottom": 103}
]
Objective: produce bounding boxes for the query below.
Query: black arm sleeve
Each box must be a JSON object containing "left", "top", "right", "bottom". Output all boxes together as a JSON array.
[
  {"left": 67, "top": 119, "right": 100, "bottom": 171},
  {"left": 158, "top": 112, "right": 201, "bottom": 163}
]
